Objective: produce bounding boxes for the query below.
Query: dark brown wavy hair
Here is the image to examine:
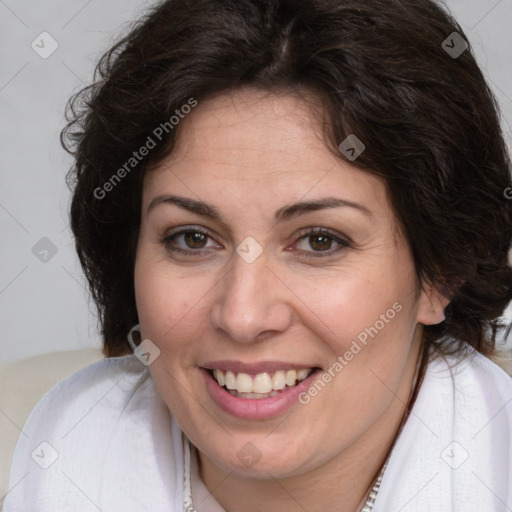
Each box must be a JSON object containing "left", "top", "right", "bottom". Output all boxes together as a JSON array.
[{"left": 62, "top": 0, "right": 512, "bottom": 375}]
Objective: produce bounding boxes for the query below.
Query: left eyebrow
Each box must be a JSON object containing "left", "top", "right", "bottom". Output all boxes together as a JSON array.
[{"left": 274, "top": 197, "right": 373, "bottom": 222}]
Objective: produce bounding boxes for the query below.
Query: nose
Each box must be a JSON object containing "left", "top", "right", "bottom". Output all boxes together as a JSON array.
[{"left": 210, "top": 251, "right": 293, "bottom": 344}]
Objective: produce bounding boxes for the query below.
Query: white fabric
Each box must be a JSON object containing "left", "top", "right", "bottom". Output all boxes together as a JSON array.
[
  {"left": 3, "top": 347, "right": 512, "bottom": 511},
  {"left": 373, "top": 346, "right": 512, "bottom": 511},
  {"left": 2, "top": 356, "right": 187, "bottom": 512}
]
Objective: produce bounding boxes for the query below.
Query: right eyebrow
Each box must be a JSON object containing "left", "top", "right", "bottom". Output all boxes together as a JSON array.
[{"left": 147, "top": 194, "right": 224, "bottom": 221}]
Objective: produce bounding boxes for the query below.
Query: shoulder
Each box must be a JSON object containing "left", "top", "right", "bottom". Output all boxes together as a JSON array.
[
  {"left": 374, "top": 345, "right": 512, "bottom": 511},
  {"left": 429, "top": 344, "right": 512, "bottom": 400},
  {"left": 18, "top": 354, "right": 155, "bottom": 438},
  {"left": 3, "top": 356, "right": 182, "bottom": 511},
  {"left": 425, "top": 345, "right": 512, "bottom": 435}
]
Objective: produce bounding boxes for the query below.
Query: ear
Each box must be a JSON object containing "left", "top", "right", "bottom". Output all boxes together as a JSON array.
[{"left": 417, "top": 281, "right": 451, "bottom": 325}]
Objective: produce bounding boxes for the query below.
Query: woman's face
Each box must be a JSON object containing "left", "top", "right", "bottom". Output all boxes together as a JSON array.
[{"left": 134, "top": 89, "right": 444, "bottom": 479}]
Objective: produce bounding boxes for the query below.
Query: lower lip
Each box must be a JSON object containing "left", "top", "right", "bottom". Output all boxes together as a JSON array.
[{"left": 201, "top": 368, "right": 322, "bottom": 420}]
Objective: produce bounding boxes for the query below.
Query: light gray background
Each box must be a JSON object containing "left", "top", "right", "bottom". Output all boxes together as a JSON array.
[{"left": 1, "top": 0, "right": 511, "bottom": 363}]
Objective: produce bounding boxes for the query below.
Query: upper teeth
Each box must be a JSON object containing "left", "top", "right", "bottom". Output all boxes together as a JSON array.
[{"left": 213, "top": 369, "right": 312, "bottom": 394}]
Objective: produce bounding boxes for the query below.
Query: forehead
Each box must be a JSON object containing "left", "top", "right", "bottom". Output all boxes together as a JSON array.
[{"left": 142, "top": 88, "right": 391, "bottom": 219}]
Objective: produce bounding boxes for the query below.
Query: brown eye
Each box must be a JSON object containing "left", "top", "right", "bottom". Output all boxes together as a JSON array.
[
  {"left": 308, "top": 234, "right": 333, "bottom": 251},
  {"left": 184, "top": 231, "right": 208, "bottom": 248},
  {"left": 294, "top": 228, "right": 351, "bottom": 258},
  {"left": 162, "top": 228, "right": 221, "bottom": 255}
]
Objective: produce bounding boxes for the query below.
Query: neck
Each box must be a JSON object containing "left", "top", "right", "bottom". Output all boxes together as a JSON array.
[{"left": 197, "top": 340, "right": 424, "bottom": 512}]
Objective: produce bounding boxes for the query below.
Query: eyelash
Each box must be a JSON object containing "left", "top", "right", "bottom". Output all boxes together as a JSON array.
[
  {"left": 161, "top": 228, "right": 218, "bottom": 257},
  {"left": 293, "top": 227, "right": 351, "bottom": 258},
  {"left": 161, "top": 227, "right": 351, "bottom": 259}
]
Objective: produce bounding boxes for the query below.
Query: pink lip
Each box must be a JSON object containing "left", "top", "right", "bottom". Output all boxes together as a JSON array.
[
  {"left": 202, "top": 360, "right": 317, "bottom": 375},
  {"left": 201, "top": 367, "right": 322, "bottom": 420}
]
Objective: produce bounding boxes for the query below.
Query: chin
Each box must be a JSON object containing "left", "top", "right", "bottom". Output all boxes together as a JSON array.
[{"left": 201, "top": 433, "right": 316, "bottom": 480}]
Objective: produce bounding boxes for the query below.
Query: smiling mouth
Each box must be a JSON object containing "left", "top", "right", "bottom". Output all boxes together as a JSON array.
[{"left": 208, "top": 368, "right": 320, "bottom": 399}]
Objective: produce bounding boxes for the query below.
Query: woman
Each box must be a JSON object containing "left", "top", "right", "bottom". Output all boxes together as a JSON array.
[{"left": 4, "top": 0, "right": 512, "bottom": 510}]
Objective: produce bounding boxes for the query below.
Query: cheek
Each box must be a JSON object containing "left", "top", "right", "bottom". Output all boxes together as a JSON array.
[
  {"left": 296, "top": 278, "right": 418, "bottom": 438},
  {"left": 134, "top": 251, "right": 216, "bottom": 349},
  {"left": 297, "top": 259, "right": 420, "bottom": 409},
  {"left": 301, "top": 267, "right": 414, "bottom": 350}
]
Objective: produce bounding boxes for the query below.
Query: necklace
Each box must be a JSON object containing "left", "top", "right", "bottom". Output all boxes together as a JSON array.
[{"left": 182, "top": 435, "right": 388, "bottom": 512}]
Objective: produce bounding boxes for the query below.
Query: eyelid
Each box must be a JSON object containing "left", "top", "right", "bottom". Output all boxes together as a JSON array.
[
  {"left": 294, "top": 226, "right": 352, "bottom": 244},
  {"left": 161, "top": 226, "right": 223, "bottom": 254},
  {"left": 164, "top": 225, "right": 215, "bottom": 239},
  {"left": 290, "top": 227, "right": 352, "bottom": 258}
]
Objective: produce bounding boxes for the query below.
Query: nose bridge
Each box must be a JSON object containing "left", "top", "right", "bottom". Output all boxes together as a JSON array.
[{"left": 210, "top": 250, "right": 291, "bottom": 343}]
